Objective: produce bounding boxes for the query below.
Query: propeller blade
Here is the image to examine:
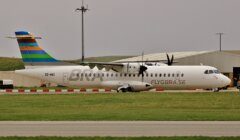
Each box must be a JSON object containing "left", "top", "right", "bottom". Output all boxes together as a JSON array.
[
  {"left": 138, "top": 65, "right": 148, "bottom": 82},
  {"left": 171, "top": 55, "right": 174, "bottom": 65},
  {"left": 137, "top": 51, "right": 148, "bottom": 82},
  {"left": 166, "top": 53, "right": 174, "bottom": 66},
  {"left": 166, "top": 53, "right": 170, "bottom": 65}
]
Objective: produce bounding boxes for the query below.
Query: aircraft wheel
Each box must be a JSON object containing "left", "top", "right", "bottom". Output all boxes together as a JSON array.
[{"left": 212, "top": 88, "right": 219, "bottom": 92}]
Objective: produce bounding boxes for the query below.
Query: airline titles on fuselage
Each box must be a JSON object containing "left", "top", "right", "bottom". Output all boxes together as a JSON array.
[{"left": 151, "top": 79, "right": 186, "bottom": 85}]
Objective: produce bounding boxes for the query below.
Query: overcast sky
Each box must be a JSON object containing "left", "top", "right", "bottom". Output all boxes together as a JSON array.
[{"left": 1, "top": 0, "right": 240, "bottom": 59}]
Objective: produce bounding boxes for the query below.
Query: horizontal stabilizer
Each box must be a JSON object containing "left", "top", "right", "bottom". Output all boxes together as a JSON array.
[{"left": 6, "top": 36, "right": 42, "bottom": 39}]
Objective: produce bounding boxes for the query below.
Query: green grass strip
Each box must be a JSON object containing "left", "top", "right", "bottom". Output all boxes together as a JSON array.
[{"left": 0, "top": 92, "right": 240, "bottom": 121}]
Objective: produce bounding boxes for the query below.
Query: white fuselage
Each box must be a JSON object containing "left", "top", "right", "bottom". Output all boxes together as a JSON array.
[{"left": 15, "top": 65, "right": 231, "bottom": 91}]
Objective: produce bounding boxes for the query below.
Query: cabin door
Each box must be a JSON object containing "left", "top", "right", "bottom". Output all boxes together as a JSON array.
[{"left": 63, "top": 73, "right": 69, "bottom": 84}]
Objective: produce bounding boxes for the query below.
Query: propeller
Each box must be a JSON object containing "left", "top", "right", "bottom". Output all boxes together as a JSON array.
[
  {"left": 166, "top": 53, "right": 174, "bottom": 66},
  {"left": 138, "top": 52, "right": 148, "bottom": 82}
]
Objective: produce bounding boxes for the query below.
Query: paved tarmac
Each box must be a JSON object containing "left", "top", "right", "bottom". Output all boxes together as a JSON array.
[{"left": 0, "top": 121, "right": 239, "bottom": 137}]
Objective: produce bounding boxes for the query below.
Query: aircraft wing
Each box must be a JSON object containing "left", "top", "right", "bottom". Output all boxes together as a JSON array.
[
  {"left": 116, "top": 60, "right": 167, "bottom": 63},
  {"left": 116, "top": 60, "right": 178, "bottom": 64}
]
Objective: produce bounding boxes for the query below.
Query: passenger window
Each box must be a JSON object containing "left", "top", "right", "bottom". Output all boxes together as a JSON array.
[
  {"left": 181, "top": 73, "right": 184, "bottom": 77},
  {"left": 159, "top": 74, "right": 162, "bottom": 77}
]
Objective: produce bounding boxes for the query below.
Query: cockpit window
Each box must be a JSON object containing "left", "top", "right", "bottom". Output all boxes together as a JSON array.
[
  {"left": 214, "top": 70, "right": 220, "bottom": 74},
  {"left": 204, "top": 69, "right": 220, "bottom": 74},
  {"left": 204, "top": 70, "right": 208, "bottom": 74},
  {"left": 209, "top": 70, "right": 213, "bottom": 74}
]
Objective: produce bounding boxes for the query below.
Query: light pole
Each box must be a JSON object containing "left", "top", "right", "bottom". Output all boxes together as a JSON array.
[
  {"left": 216, "top": 33, "right": 224, "bottom": 51},
  {"left": 75, "top": 1, "right": 89, "bottom": 63}
]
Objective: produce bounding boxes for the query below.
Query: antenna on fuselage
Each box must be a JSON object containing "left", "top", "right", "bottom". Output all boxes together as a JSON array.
[{"left": 75, "top": 0, "right": 89, "bottom": 63}]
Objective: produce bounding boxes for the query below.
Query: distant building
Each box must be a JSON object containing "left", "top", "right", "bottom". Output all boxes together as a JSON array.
[{"left": 116, "top": 50, "right": 240, "bottom": 87}]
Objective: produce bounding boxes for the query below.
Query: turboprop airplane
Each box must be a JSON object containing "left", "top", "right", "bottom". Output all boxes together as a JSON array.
[{"left": 10, "top": 31, "right": 231, "bottom": 92}]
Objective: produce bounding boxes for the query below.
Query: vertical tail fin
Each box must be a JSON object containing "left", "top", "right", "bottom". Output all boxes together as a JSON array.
[
  {"left": 13, "top": 31, "right": 74, "bottom": 68},
  {"left": 15, "top": 31, "right": 58, "bottom": 64}
]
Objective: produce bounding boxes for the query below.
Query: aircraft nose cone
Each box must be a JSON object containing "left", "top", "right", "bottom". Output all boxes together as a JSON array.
[
  {"left": 222, "top": 75, "right": 231, "bottom": 86},
  {"left": 225, "top": 77, "right": 231, "bottom": 86}
]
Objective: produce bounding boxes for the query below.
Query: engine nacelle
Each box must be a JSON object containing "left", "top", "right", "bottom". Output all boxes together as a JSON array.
[
  {"left": 125, "top": 81, "right": 153, "bottom": 92},
  {"left": 101, "top": 81, "right": 153, "bottom": 92},
  {"left": 121, "top": 63, "right": 141, "bottom": 74}
]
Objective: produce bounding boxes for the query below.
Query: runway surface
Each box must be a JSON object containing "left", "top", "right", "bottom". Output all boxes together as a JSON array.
[{"left": 0, "top": 121, "right": 240, "bottom": 137}]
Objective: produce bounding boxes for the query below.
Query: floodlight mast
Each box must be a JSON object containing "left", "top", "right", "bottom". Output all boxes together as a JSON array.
[
  {"left": 75, "top": 1, "right": 89, "bottom": 63},
  {"left": 216, "top": 33, "right": 224, "bottom": 52}
]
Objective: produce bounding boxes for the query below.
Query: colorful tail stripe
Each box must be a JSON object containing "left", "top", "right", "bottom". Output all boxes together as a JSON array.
[
  {"left": 21, "top": 50, "right": 46, "bottom": 54},
  {"left": 15, "top": 31, "right": 58, "bottom": 63},
  {"left": 23, "top": 58, "right": 58, "bottom": 62},
  {"left": 19, "top": 42, "right": 38, "bottom": 47}
]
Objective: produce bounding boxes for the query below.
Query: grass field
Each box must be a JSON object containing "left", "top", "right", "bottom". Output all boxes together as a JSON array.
[
  {"left": 0, "top": 137, "right": 239, "bottom": 140},
  {"left": 0, "top": 92, "right": 239, "bottom": 121},
  {"left": 0, "top": 57, "right": 24, "bottom": 71}
]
